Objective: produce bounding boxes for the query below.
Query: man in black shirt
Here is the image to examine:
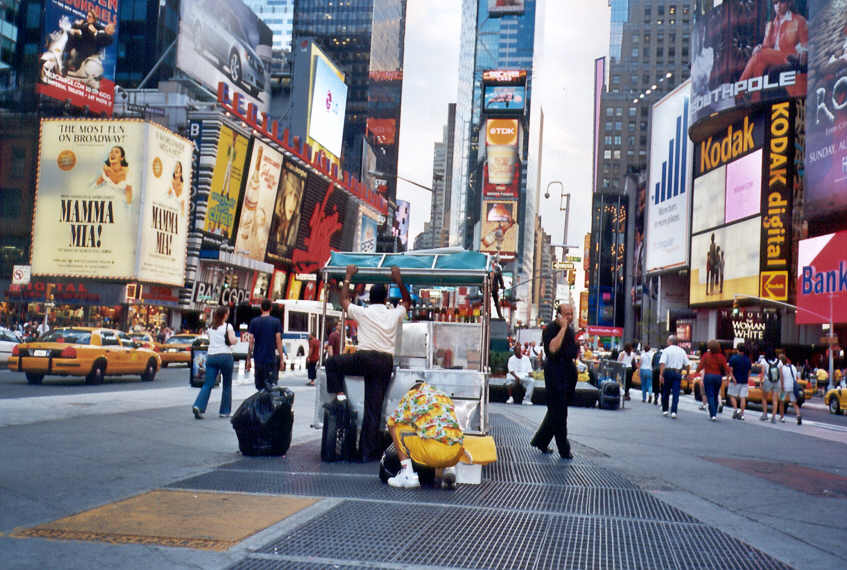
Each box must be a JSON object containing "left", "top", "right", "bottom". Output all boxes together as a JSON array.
[
  {"left": 246, "top": 299, "right": 285, "bottom": 390},
  {"left": 531, "top": 303, "right": 579, "bottom": 459}
]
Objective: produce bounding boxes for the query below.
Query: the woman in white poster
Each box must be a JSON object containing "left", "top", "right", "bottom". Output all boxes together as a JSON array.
[
  {"left": 95, "top": 145, "right": 133, "bottom": 204},
  {"left": 169, "top": 160, "right": 186, "bottom": 214}
]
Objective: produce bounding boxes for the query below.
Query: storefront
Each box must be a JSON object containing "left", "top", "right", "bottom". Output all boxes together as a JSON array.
[
  {"left": 126, "top": 285, "right": 184, "bottom": 332},
  {"left": 1, "top": 279, "right": 127, "bottom": 329}
]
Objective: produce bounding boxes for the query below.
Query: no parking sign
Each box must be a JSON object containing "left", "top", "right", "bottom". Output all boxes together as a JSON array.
[{"left": 11, "top": 265, "right": 30, "bottom": 285}]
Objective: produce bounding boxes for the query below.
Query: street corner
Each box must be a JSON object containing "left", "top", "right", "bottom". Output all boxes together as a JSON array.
[{"left": 10, "top": 489, "right": 317, "bottom": 552}]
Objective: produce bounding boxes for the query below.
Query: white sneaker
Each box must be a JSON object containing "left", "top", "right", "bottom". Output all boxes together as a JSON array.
[
  {"left": 698, "top": 403, "right": 706, "bottom": 410},
  {"left": 711, "top": 416, "right": 717, "bottom": 422},
  {"left": 442, "top": 466, "right": 457, "bottom": 490},
  {"left": 506, "top": 396, "right": 514, "bottom": 404},
  {"left": 388, "top": 469, "right": 420, "bottom": 489},
  {"left": 522, "top": 399, "right": 533, "bottom": 406},
  {"left": 671, "top": 413, "right": 677, "bottom": 419},
  {"left": 663, "top": 411, "right": 669, "bottom": 417}
]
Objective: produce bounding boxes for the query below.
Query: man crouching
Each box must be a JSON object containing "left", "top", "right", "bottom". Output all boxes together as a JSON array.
[{"left": 385, "top": 379, "right": 464, "bottom": 489}]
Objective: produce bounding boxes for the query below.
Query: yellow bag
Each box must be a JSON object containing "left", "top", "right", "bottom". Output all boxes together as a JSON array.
[{"left": 460, "top": 435, "right": 497, "bottom": 465}]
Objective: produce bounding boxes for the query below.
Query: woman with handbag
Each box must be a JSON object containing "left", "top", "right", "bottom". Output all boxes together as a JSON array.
[
  {"left": 192, "top": 305, "right": 237, "bottom": 419},
  {"left": 695, "top": 340, "right": 733, "bottom": 421}
]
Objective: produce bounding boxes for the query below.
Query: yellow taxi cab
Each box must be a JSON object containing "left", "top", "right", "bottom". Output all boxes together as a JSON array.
[
  {"left": 824, "top": 385, "right": 847, "bottom": 415},
  {"left": 127, "top": 331, "right": 156, "bottom": 350},
  {"left": 8, "top": 327, "right": 161, "bottom": 385},
  {"left": 156, "top": 333, "right": 201, "bottom": 367}
]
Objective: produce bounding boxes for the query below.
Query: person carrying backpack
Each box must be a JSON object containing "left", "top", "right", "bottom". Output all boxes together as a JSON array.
[{"left": 760, "top": 351, "right": 782, "bottom": 423}]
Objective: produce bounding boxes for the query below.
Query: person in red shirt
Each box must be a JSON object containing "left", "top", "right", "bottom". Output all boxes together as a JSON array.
[
  {"left": 695, "top": 340, "right": 734, "bottom": 421},
  {"left": 306, "top": 333, "right": 320, "bottom": 386}
]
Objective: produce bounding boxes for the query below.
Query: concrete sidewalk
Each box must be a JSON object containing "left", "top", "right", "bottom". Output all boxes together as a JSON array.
[{"left": 1, "top": 381, "right": 845, "bottom": 569}]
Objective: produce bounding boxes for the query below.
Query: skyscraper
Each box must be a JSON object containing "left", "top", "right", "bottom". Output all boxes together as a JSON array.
[
  {"left": 450, "top": 0, "right": 539, "bottom": 310},
  {"left": 244, "top": 0, "right": 295, "bottom": 52},
  {"left": 415, "top": 103, "right": 455, "bottom": 250}
]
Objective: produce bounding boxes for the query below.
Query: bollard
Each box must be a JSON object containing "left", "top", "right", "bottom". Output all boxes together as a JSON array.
[{"left": 237, "top": 358, "right": 249, "bottom": 385}]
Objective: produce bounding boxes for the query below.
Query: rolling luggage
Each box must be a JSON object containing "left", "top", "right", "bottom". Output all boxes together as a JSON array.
[
  {"left": 231, "top": 387, "right": 295, "bottom": 456},
  {"left": 599, "top": 380, "right": 621, "bottom": 410},
  {"left": 572, "top": 383, "right": 600, "bottom": 407},
  {"left": 321, "top": 399, "right": 358, "bottom": 462}
]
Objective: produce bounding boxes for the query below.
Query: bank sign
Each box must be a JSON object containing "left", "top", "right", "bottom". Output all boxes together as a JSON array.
[{"left": 797, "top": 231, "right": 847, "bottom": 325}]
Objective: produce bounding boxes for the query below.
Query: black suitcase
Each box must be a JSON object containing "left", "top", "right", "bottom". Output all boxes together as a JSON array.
[
  {"left": 231, "top": 387, "right": 295, "bottom": 456},
  {"left": 321, "top": 400, "right": 358, "bottom": 462},
  {"left": 599, "top": 380, "right": 621, "bottom": 410},
  {"left": 572, "top": 383, "right": 600, "bottom": 407}
]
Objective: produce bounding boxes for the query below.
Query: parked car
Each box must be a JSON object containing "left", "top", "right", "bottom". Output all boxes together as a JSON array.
[
  {"left": 824, "top": 386, "right": 847, "bottom": 415},
  {"left": 0, "top": 328, "right": 20, "bottom": 365},
  {"left": 156, "top": 333, "right": 200, "bottom": 367},
  {"left": 8, "top": 327, "right": 160, "bottom": 385}
]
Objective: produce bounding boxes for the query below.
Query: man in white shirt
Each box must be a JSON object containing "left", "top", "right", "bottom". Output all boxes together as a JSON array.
[
  {"left": 506, "top": 344, "right": 534, "bottom": 405},
  {"left": 777, "top": 354, "right": 802, "bottom": 425},
  {"left": 326, "top": 264, "right": 411, "bottom": 462},
  {"left": 658, "top": 335, "right": 691, "bottom": 418},
  {"left": 36, "top": 319, "right": 50, "bottom": 337}
]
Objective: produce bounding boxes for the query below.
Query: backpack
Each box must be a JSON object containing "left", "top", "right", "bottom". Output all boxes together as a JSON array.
[
  {"left": 767, "top": 359, "right": 781, "bottom": 383},
  {"left": 651, "top": 350, "right": 662, "bottom": 369}
]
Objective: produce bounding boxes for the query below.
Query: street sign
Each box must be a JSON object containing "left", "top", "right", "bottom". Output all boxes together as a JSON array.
[
  {"left": 565, "top": 255, "right": 582, "bottom": 263},
  {"left": 820, "top": 336, "right": 840, "bottom": 345},
  {"left": 552, "top": 261, "right": 575, "bottom": 270},
  {"left": 11, "top": 265, "right": 31, "bottom": 285}
]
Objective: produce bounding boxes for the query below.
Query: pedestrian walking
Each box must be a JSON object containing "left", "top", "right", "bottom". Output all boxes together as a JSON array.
[
  {"left": 326, "top": 321, "right": 343, "bottom": 358},
  {"left": 617, "top": 343, "right": 636, "bottom": 401},
  {"left": 727, "top": 347, "right": 752, "bottom": 420},
  {"left": 506, "top": 344, "right": 534, "bottom": 405},
  {"left": 695, "top": 340, "right": 733, "bottom": 421},
  {"left": 777, "top": 354, "right": 803, "bottom": 425},
  {"left": 659, "top": 335, "right": 690, "bottom": 419},
  {"left": 192, "top": 306, "right": 236, "bottom": 419},
  {"left": 306, "top": 332, "right": 320, "bottom": 386},
  {"left": 760, "top": 350, "right": 782, "bottom": 423},
  {"left": 246, "top": 299, "right": 285, "bottom": 391},
  {"left": 651, "top": 347, "right": 662, "bottom": 405},
  {"left": 326, "top": 264, "right": 411, "bottom": 462},
  {"left": 530, "top": 303, "right": 579, "bottom": 460},
  {"left": 638, "top": 344, "right": 655, "bottom": 403}
]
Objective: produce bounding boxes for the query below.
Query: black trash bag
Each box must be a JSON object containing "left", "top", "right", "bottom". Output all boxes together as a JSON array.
[
  {"left": 231, "top": 387, "right": 295, "bottom": 456},
  {"left": 378, "top": 443, "right": 436, "bottom": 486}
]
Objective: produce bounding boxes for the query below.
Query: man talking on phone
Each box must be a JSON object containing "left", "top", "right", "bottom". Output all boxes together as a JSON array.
[{"left": 530, "top": 303, "right": 579, "bottom": 459}]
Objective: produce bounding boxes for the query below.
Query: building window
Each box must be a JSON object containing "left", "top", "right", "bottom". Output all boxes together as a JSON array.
[
  {"left": 656, "top": 47, "right": 664, "bottom": 57},
  {"left": 605, "top": 135, "right": 612, "bottom": 145},
  {"left": 615, "top": 107, "right": 623, "bottom": 116},
  {"left": 613, "top": 150, "right": 621, "bottom": 159},
  {"left": 605, "top": 121, "right": 613, "bottom": 131},
  {"left": 615, "top": 121, "right": 622, "bottom": 131},
  {"left": 628, "top": 135, "right": 635, "bottom": 145},
  {"left": 658, "top": 5, "right": 665, "bottom": 16},
  {"left": 606, "top": 107, "right": 614, "bottom": 116},
  {"left": 643, "top": 73, "right": 650, "bottom": 84},
  {"left": 669, "top": 5, "right": 677, "bottom": 15},
  {"left": 614, "top": 135, "right": 622, "bottom": 145},
  {"left": 682, "top": 45, "right": 689, "bottom": 58},
  {"left": 632, "top": 47, "right": 639, "bottom": 58},
  {"left": 628, "top": 107, "right": 636, "bottom": 117},
  {"left": 604, "top": 150, "right": 612, "bottom": 159},
  {"left": 628, "top": 121, "right": 636, "bottom": 131},
  {"left": 612, "top": 74, "right": 621, "bottom": 84},
  {"left": 668, "top": 45, "right": 676, "bottom": 57}
]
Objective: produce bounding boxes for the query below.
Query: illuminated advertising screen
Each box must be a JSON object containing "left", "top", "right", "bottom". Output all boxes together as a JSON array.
[
  {"left": 480, "top": 200, "right": 518, "bottom": 257},
  {"left": 797, "top": 231, "right": 847, "bottom": 324},
  {"left": 805, "top": 0, "right": 847, "bottom": 219},
  {"left": 176, "top": 0, "right": 272, "bottom": 113},
  {"left": 690, "top": 217, "right": 762, "bottom": 305},
  {"left": 484, "top": 85, "right": 526, "bottom": 112},
  {"left": 32, "top": 119, "right": 191, "bottom": 286},
  {"left": 360, "top": 215, "right": 378, "bottom": 253},
  {"left": 366, "top": 118, "right": 396, "bottom": 146},
  {"left": 483, "top": 118, "right": 520, "bottom": 199},
  {"left": 266, "top": 160, "right": 307, "bottom": 264},
  {"left": 488, "top": 0, "right": 525, "bottom": 15},
  {"left": 724, "top": 148, "right": 763, "bottom": 224},
  {"left": 234, "top": 139, "right": 283, "bottom": 261},
  {"left": 202, "top": 125, "right": 250, "bottom": 239},
  {"left": 691, "top": 166, "right": 726, "bottom": 234},
  {"left": 646, "top": 81, "right": 693, "bottom": 272},
  {"left": 37, "top": 0, "right": 119, "bottom": 114},
  {"left": 308, "top": 56, "right": 348, "bottom": 159},
  {"left": 691, "top": 0, "right": 808, "bottom": 124}
]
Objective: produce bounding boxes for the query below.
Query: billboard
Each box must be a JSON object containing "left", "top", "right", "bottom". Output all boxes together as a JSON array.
[
  {"left": 480, "top": 200, "right": 518, "bottom": 257},
  {"left": 176, "top": 0, "right": 272, "bottom": 113},
  {"left": 308, "top": 55, "right": 347, "bottom": 159},
  {"left": 690, "top": 217, "right": 762, "bottom": 305},
  {"left": 646, "top": 81, "right": 693, "bottom": 272},
  {"left": 31, "top": 119, "right": 191, "bottom": 286},
  {"left": 691, "top": 0, "right": 808, "bottom": 123},
  {"left": 395, "top": 200, "right": 410, "bottom": 249},
  {"left": 724, "top": 149, "right": 762, "bottom": 224},
  {"left": 290, "top": 172, "right": 352, "bottom": 273},
  {"left": 266, "top": 160, "right": 307, "bottom": 264},
  {"left": 488, "top": 0, "right": 525, "bottom": 16},
  {"left": 360, "top": 215, "right": 378, "bottom": 253},
  {"left": 37, "top": 0, "right": 119, "bottom": 114},
  {"left": 234, "top": 139, "right": 283, "bottom": 261},
  {"left": 484, "top": 85, "right": 526, "bottom": 112},
  {"left": 484, "top": 118, "right": 520, "bottom": 199},
  {"left": 692, "top": 166, "right": 726, "bottom": 234},
  {"left": 797, "top": 231, "right": 847, "bottom": 324},
  {"left": 202, "top": 125, "right": 250, "bottom": 239},
  {"left": 805, "top": 0, "right": 847, "bottom": 219}
]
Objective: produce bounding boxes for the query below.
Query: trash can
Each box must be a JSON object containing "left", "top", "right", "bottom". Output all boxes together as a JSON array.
[{"left": 190, "top": 338, "right": 219, "bottom": 388}]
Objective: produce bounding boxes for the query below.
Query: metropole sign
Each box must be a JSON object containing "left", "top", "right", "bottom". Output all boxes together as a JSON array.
[{"left": 797, "top": 231, "right": 847, "bottom": 325}]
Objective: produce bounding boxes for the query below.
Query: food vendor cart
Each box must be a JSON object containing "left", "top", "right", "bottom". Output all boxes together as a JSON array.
[{"left": 312, "top": 250, "right": 493, "bottom": 436}]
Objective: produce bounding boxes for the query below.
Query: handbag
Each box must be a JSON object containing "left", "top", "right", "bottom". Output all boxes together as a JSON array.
[{"left": 224, "top": 323, "right": 233, "bottom": 346}]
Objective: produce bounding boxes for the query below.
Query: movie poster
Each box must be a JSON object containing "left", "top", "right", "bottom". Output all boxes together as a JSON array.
[
  {"left": 37, "top": 0, "right": 120, "bottom": 114},
  {"left": 234, "top": 139, "right": 283, "bottom": 261},
  {"left": 136, "top": 124, "right": 194, "bottom": 286},
  {"left": 203, "top": 125, "right": 249, "bottom": 239},
  {"left": 266, "top": 160, "right": 307, "bottom": 264},
  {"left": 360, "top": 215, "right": 378, "bottom": 253},
  {"left": 290, "top": 173, "right": 349, "bottom": 273},
  {"left": 32, "top": 119, "right": 144, "bottom": 279}
]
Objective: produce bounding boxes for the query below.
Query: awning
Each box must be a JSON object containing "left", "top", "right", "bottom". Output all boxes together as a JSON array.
[{"left": 322, "top": 250, "right": 491, "bottom": 287}]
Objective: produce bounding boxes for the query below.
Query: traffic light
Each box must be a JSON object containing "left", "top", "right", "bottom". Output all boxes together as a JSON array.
[
  {"left": 568, "top": 269, "right": 576, "bottom": 287},
  {"left": 45, "top": 283, "right": 55, "bottom": 302},
  {"left": 732, "top": 298, "right": 739, "bottom": 315}
]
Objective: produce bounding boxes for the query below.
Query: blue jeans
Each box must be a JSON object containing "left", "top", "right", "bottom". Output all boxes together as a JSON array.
[
  {"left": 193, "top": 353, "right": 233, "bottom": 414},
  {"left": 704, "top": 373, "right": 723, "bottom": 418},
  {"left": 640, "top": 368, "right": 652, "bottom": 400},
  {"left": 661, "top": 369, "right": 682, "bottom": 414}
]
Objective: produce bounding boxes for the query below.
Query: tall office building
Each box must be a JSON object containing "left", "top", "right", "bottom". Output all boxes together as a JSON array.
[
  {"left": 244, "top": 1, "right": 295, "bottom": 52},
  {"left": 449, "top": 0, "right": 539, "bottom": 315},
  {"left": 416, "top": 103, "right": 456, "bottom": 250},
  {"left": 0, "top": 0, "right": 19, "bottom": 91}
]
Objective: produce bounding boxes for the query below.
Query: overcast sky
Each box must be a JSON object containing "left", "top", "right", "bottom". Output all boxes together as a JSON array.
[{"left": 397, "top": 0, "right": 612, "bottom": 254}]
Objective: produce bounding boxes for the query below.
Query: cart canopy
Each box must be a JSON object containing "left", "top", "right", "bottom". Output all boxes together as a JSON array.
[{"left": 323, "top": 250, "right": 491, "bottom": 286}]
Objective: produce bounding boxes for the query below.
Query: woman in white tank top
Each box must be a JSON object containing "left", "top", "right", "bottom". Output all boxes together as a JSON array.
[{"left": 192, "top": 306, "right": 237, "bottom": 419}]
